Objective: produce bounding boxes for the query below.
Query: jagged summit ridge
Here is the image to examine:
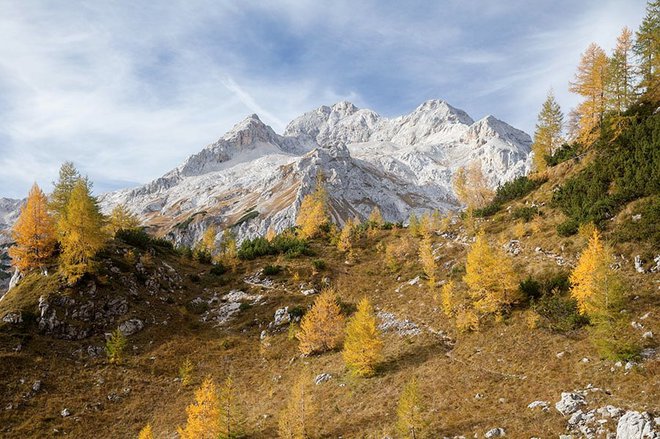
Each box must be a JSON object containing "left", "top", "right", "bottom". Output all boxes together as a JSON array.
[{"left": 97, "top": 98, "right": 531, "bottom": 245}]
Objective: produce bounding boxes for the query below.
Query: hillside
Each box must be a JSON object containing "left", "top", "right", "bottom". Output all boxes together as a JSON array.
[{"left": 1, "top": 122, "right": 658, "bottom": 437}]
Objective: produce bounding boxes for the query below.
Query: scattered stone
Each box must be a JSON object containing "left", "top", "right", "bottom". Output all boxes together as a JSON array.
[
  {"left": 632, "top": 214, "right": 642, "bottom": 221},
  {"left": 624, "top": 361, "right": 636, "bottom": 372},
  {"left": 474, "top": 393, "right": 484, "bottom": 400},
  {"left": 301, "top": 288, "right": 317, "bottom": 296},
  {"left": 632, "top": 321, "right": 644, "bottom": 330},
  {"left": 528, "top": 401, "right": 550, "bottom": 411},
  {"left": 61, "top": 408, "right": 71, "bottom": 417},
  {"left": 634, "top": 255, "right": 645, "bottom": 273},
  {"left": 314, "top": 373, "right": 332, "bottom": 385},
  {"left": 408, "top": 276, "right": 420, "bottom": 286},
  {"left": 272, "top": 307, "right": 290, "bottom": 326},
  {"left": 643, "top": 331, "right": 654, "bottom": 339},
  {"left": 556, "top": 392, "right": 587, "bottom": 416},
  {"left": 377, "top": 311, "right": 421, "bottom": 336},
  {"left": 484, "top": 427, "right": 506, "bottom": 438},
  {"left": 504, "top": 240, "right": 521, "bottom": 256},
  {"left": 118, "top": 318, "right": 144, "bottom": 336},
  {"left": 32, "top": 381, "right": 42, "bottom": 393},
  {"left": 616, "top": 411, "right": 658, "bottom": 438},
  {"left": 556, "top": 351, "right": 566, "bottom": 359},
  {"left": 581, "top": 357, "right": 590, "bottom": 363},
  {"left": 1, "top": 312, "right": 22, "bottom": 324}
]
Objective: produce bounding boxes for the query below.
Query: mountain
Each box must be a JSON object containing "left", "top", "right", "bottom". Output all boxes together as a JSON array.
[
  {"left": 0, "top": 198, "right": 22, "bottom": 292},
  {"left": 100, "top": 100, "right": 531, "bottom": 245}
]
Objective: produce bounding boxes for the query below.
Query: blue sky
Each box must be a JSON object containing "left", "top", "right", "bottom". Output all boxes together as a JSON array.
[{"left": 0, "top": 0, "right": 648, "bottom": 198}]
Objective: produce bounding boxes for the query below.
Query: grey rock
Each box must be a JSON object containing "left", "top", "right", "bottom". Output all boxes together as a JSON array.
[
  {"left": 634, "top": 255, "right": 645, "bottom": 273},
  {"left": 484, "top": 427, "right": 506, "bottom": 438},
  {"left": 528, "top": 400, "right": 550, "bottom": 411},
  {"left": 2, "top": 312, "right": 22, "bottom": 324},
  {"left": 616, "top": 411, "right": 658, "bottom": 438},
  {"left": 314, "top": 373, "right": 332, "bottom": 385},
  {"left": 272, "top": 307, "right": 290, "bottom": 326},
  {"left": 32, "top": 380, "right": 42, "bottom": 392},
  {"left": 556, "top": 392, "right": 587, "bottom": 416},
  {"left": 61, "top": 408, "right": 71, "bottom": 417},
  {"left": 118, "top": 318, "right": 144, "bottom": 336}
]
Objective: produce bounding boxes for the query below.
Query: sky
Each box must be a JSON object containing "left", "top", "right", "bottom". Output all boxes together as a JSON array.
[{"left": 0, "top": 0, "right": 649, "bottom": 199}]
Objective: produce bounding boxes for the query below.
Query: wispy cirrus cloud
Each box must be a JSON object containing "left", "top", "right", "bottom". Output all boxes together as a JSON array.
[{"left": 0, "top": 0, "right": 648, "bottom": 198}]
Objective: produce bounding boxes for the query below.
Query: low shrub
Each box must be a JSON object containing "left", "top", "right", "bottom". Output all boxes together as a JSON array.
[
  {"left": 210, "top": 263, "right": 227, "bottom": 276},
  {"left": 545, "top": 143, "right": 582, "bottom": 167},
  {"left": 532, "top": 294, "right": 588, "bottom": 333},
  {"left": 512, "top": 206, "right": 539, "bottom": 222},
  {"left": 263, "top": 264, "right": 283, "bottom": 276},
  {"left": 312, "top": 259, "right": 327, "bottom": 271},
  {"left": 556, "top": 219, "right": 579, "bottom": 237}
]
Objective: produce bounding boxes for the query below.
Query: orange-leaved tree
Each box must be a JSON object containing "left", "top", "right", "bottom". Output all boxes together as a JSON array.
[
  {"left": 463, "top": 231, "right": 520, "bottom": 316},
  {"left": 343, "top": 297, "right": 383, "bottom": 377},
  {"left": 296, "top": 288, "right": 345, "bottom": 355},
  {"left": 296, "top": 177, "right": 330, "bottom": 239},
  {"left": 178, "top": 377, "right": 221, "bottom": 439},
  {"left": 9, "top": 183, "right": 57, "bottom": 272},
  {"left": 57, "top": 179, "right": 108, "bottom": 283}
]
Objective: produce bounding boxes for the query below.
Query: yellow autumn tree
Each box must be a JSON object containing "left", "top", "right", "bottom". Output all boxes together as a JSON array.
[
  {"left": 8, "top": 183, "right": 57, "bottom": 272},
  {"left": 296, "top": 178, "right": 330, "bottom": 239},
  {"left": 453, "top": 162, "right": 494, "bottom": 210},
  {"left": 408, "top": 212, "right": 421, "bottom": 237},
  {"left": 531, "top": 90, "right": 564, "bottom": 172},
  {"left": 107, "top": 204, "right": 140, "bottom": 236},
  {"left": 296, "top": 288, "right": 345, "bottom": 355},
  {"left": 201, "top": 225, "right": 218, "bottom": 254},
  {"left": 440, "top": 280, "right": 454, "bottom": 317},
  {"left": 463, "top": 231, "right": 520, "bottom": 316},
  {"left": 57, "top": 180, "right": 108, "bottom": 283},
  {"left": 396, "top": 377, "right": 426, "bottom": 439},
  {"left": 368, "top": 206, "right": 384, "bottom": 228},
  {"left": 218, "top": 375, "right": 245, "bottom": 439},
  {"left": 49, "top": 161, "right": 87, "bottom": 220},
  {"left": 278, "top": 372, "right": 314, "bottom": 439},
  {"left": 266, "top": 226, "right": 277, "bottom": 242},
  {"left": 138, "top": 424, "right": 154, "bottom": 439},
  {"left": 337, "top": 217, "right": 359, "bottom": 256},
  {"left": 569, "top": 42, "right": 609, "bottom": 145},
  {"left": 343, "top": 297, "right": 383, "bottom": 377},
  {"left": 220, "top": 230, "right": 239, "bottom": 270},
  {"left": 419, "top": 236, "right": 437, "bottom": 292},
  {"left": 178, "top": 377, "right": 221, "bottom": 439}
]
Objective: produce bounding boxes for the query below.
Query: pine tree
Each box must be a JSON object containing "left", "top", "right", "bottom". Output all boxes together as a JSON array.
[
  {"left": 107, "top": 204, "right": 140, "bottom": 236},
  {"left": 419, "top": 236, "right": 437, "bottom": 291},
  {"left": 531, "top": 90, "right": 564, "bottom": 172},
  {"left": 634, "top": 0, "right": 660, "bottom": 101},
  {"left": 58, "top": 179, "right": 108, "bottom": 283},
  {"left": 440, "top": 280, "right": 454, "bottom": 317},
  {"left": 608, "top": 27, "right": 636, "bottom": 112},
  {"left": 463, "top": 231, "right": 520, "bottom": 316},
  {"left": 343, "top": 297, "right": 383, "bottom": 377},
  {"left": 219, "top": 375, "right": 245, "bottom": 439},
  {"left": 278, "top": 372, "right": 314, "bottom": 439},
  {"left": 296, "top": 178, "right": 330, "bottom": 239},
  {"left": 296, "top": 288, "right": 345, "bottom": 355},
  {"left": 178, "top": 377, "right": 221, "bottom": 439},
  {"left": 8, "top": 183, "right": 57, "bottom": 272},
  {"left": 138, "top": 424, "right": 154, "bottom": 439},
  {"left": 569, "top": 43, "right": 609, "bottom": 145},
  {"left": 396, "top": 378, "right": 425, "bottom": 439},
  {"left": 49, "top": 161, "right": 88, "bottom": 219}
]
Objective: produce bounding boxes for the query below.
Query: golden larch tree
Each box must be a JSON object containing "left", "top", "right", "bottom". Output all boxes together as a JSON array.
[
  {"left": 463, "top": 231, "right": 520, "bottom": 315},
  {"left": 8, "top": 183, "right": 57, "bottom": 272},
  {"left": 278, "top": 372, "right": 314, "bottom": 439},
  {"left": 57, "top": 180, "right": 108, "bottom": 283},
  {"left": 138, "top": 424, "right": 154, "bottom": 439},
  {"left": 419, "top": 236, "right": 437, "bottom": 292},
  {"left": 531, "top": 90, "right": 564, "bottom": 172},
  {"left": 220, "top": 230, "right": 239, "bottom": 270},
  {"left": 569, "top": 43, "right": 609, "bottom": 145},
  {"left": 440, "top": 280, "right": 454, "bottom": 317},
  {"left": 296, "top": 178, "right": 330, "bottom": 239},
  {"left": 201, "top": 225, "right": 218, "bottom": 254},
  {"left": 368, "top": 206, "right": 384, "bottom": 228},
  {"left": 337, "top": 217, "right": 358, "bottom": 255},
  {"left": 219, "top": 375, "right": 244, "bottom": 439},
  {"left": 396, "top": 377, "right": 425, "bottom": 439},
  {"left": 343, "top": 297, "right": 383, "bottom": 377},
  {"left": 49, "top": 161, "right": 87, "bottom": 220},
  {"left": 178, "top": 377, "right": 221, "bottom": 439},
  {"left": 107, "top": 204, "right": 140, "bottom": 236},
  {"left": 453, "top": 162, "right": 494, "bottom": 210},
  {"left": 296, "top": 288, "right": 345, "bottom": 355},
  {"left": 608, "top": 27, "right": 636, "bottom": 112}
]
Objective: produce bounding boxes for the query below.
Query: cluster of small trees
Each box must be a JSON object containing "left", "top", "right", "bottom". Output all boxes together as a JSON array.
[
  {"left": 9, "top": 162, "right": 141, "bottom": 283},
  {"left": 533, "top": 1, "right": 659, "bottom": 170}
]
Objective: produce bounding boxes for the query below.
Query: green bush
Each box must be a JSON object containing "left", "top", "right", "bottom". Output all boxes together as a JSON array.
[
  {"left": 263, "top": 264, "right": 283, "bottom": 276},
  {"left": 116, "top": 228, "right": 174, "bottom": 251},
  {"left": 552, "top": 107, "right": 660, "bottom": 228},
  {"left": 473, "top": 203, "right": 502, "bottom": 218},
  {"left": 210, "top": 263, "right": 227, "bottom": 276},
  {"left": 519, "top": 276, "right": 542, "bottom": 300},
  {"left": 532, "top": 294, "right": 588, "bottom": 333},
  {"left": 545, "top": 143, "right": 582, "bottom": 167},
  {"left": 614, "top": 196, "right": 660, "bottom": 243},
  {"left": 193, "top": 248, "right": 212, "bottom": 264},
  {"left": 238, "top": 234, "right": 311, "bottom": 260},
  {"left": 556, "top": 219, "right": 579, "bottom": 237},
  {"left": 512, "top": 206, "right": 539, "bottom": 222},
  {"left": 474, "top": 176, "right": 546, "bottom": 218},
  {"left": 312, "top": 259, "right": 327, "bottom": 271}
]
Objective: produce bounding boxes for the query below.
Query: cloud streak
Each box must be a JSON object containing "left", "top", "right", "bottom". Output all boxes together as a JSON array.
[{"left": 0, "top": 0, "right": 649, "bottom": 198}]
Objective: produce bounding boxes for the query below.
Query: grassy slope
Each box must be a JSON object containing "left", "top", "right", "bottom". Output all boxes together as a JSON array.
[{"left": 0, "top": 160, "right": 658, "bottom": 438}]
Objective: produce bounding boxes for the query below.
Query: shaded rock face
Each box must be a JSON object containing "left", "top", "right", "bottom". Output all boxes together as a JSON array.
[
  {"left": 616, "top": 411, "right": 659, "bottom": 438},
  {"left": 97, "top": 99, "right": 531, "bottom": 246}
]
